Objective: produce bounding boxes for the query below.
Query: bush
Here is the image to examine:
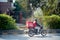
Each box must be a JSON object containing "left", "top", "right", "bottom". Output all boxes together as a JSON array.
[
  {"left": 43, "top": 15, "right": 60, "bottom": 29},
  {"left": 0, "top": 14, "right": 17, "bottom": 30}
]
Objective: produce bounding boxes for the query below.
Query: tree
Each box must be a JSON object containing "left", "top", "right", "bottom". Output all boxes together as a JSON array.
[
  {"left": 29, "top": 0, "right": 58, "bottom": 25},
  {"left": 29, "top": 0, "right": 58, "bottom": 15},
  {"left": 13, "top": 1, "right": 22, "bottom": 13},
  {"left": 15, "top": 0, "right": 58, "bottom": 18},
  {"left": 15, "top": 0, "right": 33, "bottom": 18},
  {"left": 29, "top": 0, "right": 41, "bottom": 7},
  {"left": 41, "top": 0, "right": 58, "bottom": 15},
  {"left": 53, "top": 2, "right": 60, "bottom": 16}
]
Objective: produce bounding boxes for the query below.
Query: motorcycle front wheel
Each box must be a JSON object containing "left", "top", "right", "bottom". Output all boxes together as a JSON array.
[{"left": 41, "top": 30, "right": 47, "bottom": 36}]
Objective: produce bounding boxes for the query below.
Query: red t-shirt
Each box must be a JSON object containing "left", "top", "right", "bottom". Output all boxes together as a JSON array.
[{"left": 33, "top": 21, "right": 37, "bottom": 27}]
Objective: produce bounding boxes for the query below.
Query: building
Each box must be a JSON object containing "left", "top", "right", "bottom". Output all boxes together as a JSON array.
[{"left": 0, "top": 0, "right": 15, "bottom": 13}]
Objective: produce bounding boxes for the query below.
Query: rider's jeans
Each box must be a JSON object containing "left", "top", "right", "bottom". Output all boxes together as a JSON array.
[
  {"left": 35, "top": 29, "right": 38, "bottom": 34},
  {"left": 35, "top": 26, "right": 40, "bottom": 34}
]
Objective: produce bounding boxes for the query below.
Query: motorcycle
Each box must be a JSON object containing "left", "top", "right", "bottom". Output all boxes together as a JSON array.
[{"left": 28, "top": 26, "right": 47, "bottom": 37}]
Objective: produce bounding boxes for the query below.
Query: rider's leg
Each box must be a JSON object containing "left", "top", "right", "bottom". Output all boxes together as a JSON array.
[{"left": 35, "top": 29, "right": 38, "bottom": 34}]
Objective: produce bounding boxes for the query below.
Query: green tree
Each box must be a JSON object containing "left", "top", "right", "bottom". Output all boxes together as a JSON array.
[
  {"left": 52, "top": 2, "right": 60, "bottom": 16},
  {"left": 13, "top": 1, "right": 22, "bottom": 13},
  {"left": 29, "top": 0, "right": 58, "bottom": 15},
  {"left": 14, "top": 0, "right": 30, "bottom": 18},
  {"left": 41, "top": 0, "right": 58, "bottom": 15},
  {"left": 29, "top": 0, "right": 41, "bottom": 7},
  {"left": 15, "top": 0, "right": 58, "bottom": 17}
]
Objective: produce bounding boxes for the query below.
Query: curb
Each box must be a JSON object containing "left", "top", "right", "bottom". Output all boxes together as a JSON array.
[
  {"left": 0, "top": 29, "right": 60, "bottom": 35},
  {"left": 24, "top": 29, "right": 60, "bottom": 34},
  {"left": 47, "top": 29, "right": 60, "bottom": 33},
  {"left": 0, "top": 30, "right": 24, "bottom": 35}
]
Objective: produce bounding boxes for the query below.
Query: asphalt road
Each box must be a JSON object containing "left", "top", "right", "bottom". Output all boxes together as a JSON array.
[{"left": 0, "top": 34, "right": 60, "bottom": 40}]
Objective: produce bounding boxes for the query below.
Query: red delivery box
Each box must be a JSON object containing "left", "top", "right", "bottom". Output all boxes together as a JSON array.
[{"left": 26, "top": 21, "right": 34, "bottom": 28}]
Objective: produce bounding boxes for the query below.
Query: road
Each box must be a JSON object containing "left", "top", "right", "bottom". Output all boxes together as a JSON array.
[{"left": 0, "top": 34, "right": 60, "bottom": 40}]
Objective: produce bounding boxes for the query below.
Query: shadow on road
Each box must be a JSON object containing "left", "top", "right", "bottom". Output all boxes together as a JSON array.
[
  {"left": 34, "top": 35, "right": 53, "bottom": 38},
  {"left": 34, "top": 33, "right": 60, "bottom": 38}
]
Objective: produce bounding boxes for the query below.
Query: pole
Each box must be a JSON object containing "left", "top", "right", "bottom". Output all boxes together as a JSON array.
[{"left": 20, "top": 12, "right": 22, "bottom": 23}]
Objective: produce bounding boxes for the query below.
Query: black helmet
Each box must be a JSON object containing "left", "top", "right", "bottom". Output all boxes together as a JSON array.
[{"left": 35, "top": 19, "right": 37, "bottom": 22}]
